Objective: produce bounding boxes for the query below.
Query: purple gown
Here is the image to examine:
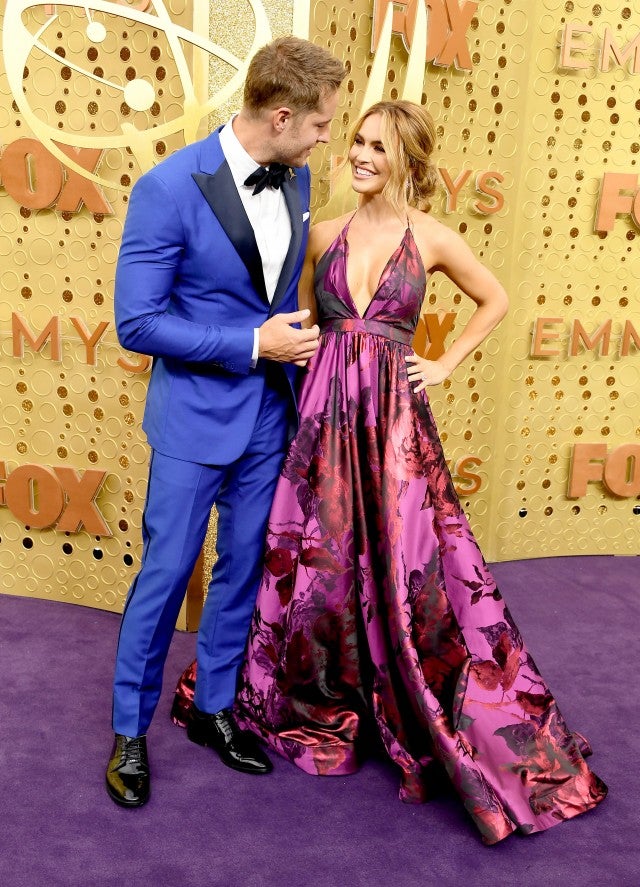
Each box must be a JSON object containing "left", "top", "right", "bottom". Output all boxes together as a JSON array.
[{"left": 173, "top": 219, "right": 606, "bottom": 844}]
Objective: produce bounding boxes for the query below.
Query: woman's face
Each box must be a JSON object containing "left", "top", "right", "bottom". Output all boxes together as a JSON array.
[{"left": 348, "top": 113, "right": 391, "bottom": 195}]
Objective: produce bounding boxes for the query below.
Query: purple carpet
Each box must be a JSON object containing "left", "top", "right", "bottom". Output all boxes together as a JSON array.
[{"left": 0, "top": 556, "right": 637, "bottom": 886}]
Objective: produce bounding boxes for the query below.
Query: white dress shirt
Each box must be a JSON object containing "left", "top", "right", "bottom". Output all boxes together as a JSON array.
[{"left": 219, "top": 118, "right": 292, "bottom": 362}]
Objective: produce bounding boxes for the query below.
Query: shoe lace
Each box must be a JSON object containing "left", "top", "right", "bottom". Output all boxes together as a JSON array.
[
  {"left": 216, "top": 709, "right": 257, "bottom": 752},
  {"left": 218, "top": 709, "right": 242, "bottom": 743},
  {"left": 121, "top": 735, "right": 148, "bottom": 770}
]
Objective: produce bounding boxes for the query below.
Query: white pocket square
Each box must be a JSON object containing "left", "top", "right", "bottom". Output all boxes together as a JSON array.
[{"left": 302, "top": 211, "right": 310, "bottom": 221}]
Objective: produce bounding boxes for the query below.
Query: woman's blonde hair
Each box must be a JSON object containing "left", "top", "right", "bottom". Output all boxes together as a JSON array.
[{"left": 349, "top": 100, "right": 439, "bottom": 213}]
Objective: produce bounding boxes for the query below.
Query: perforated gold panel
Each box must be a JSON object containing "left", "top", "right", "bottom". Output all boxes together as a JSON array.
[
  {"left": 496, "top": 0, "right": 640, "bottom": 557},
  {"left": 0, "top": 1, "right": 638, "bottom": 621},
  {"left": 0, "top": 1, "right": 291, "bottom": 617},
  {"left": 307, "top": 0, "right": 639, "bottom": 559}
]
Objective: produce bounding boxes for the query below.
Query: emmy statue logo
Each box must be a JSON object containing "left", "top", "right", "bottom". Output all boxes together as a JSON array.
[{"left": 2, "top": 0, "right": 271, "bottom": 195}]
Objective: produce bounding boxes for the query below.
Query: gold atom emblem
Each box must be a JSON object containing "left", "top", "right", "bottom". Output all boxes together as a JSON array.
[{"left": 2, "top": 0, "right": 272, "bottom": 188}]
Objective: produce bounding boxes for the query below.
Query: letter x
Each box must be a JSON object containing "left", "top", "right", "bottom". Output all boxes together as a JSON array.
[{"left": 53, "top": 467, "right": 111, "bottom": 535}]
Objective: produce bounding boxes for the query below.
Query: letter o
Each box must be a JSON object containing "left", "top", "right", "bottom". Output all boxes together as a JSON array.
[
  {"left": 0, "top": 138, "right": 63, "bottom": 209},
  {"left": 603, "top": 444, "right": 640, "bottom": 497},
  {"left": 633, "top": 190, "right": 640, "bottom": 228},
  {"left": 5, "top": 464, "right": 65, "bottom": 528}
]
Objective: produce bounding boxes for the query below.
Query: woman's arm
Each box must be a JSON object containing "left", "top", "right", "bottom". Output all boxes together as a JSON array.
[
  {"left": 296, "top": 220, "right": 343, "bottom": 328},
  {"left": 297, "top": 237, "right": 318, "bottom": 328},
  {"left": 407, "top": 221, "right": 509, "bottom": 391}
]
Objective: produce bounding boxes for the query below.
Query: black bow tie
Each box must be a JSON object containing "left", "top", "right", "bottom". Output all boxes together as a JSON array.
[{"left": 244, "top": 163, "right": 288, "bottom": 195}]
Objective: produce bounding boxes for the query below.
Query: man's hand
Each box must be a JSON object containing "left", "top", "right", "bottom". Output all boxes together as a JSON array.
[{"left": 258, "top": 309, "right": 320, "bottom": 366}]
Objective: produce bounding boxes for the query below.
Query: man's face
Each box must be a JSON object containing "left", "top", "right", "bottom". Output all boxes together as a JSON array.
[{"left": 275, "top": 90, "right": 339, "bottom": 167}]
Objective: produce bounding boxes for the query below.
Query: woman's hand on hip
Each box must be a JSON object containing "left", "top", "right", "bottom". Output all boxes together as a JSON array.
[{"left": 405, "top": 352, "right": 452, "bottom": 391}]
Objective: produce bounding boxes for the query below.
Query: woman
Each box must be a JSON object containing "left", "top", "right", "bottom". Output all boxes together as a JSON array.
[{"left": 173, "top": 101, "right": 606, "bottom": 844}]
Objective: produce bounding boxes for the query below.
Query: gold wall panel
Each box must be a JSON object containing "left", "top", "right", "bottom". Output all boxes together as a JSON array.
[
  {"left": 0, "top": 1, "right": 637, "bottom": 621},
  {"left": 0, "top": 1, "right": 293, "bottom": 617},
  {"left": 307, "top": 0, "right": 639, "bottom": 559}
]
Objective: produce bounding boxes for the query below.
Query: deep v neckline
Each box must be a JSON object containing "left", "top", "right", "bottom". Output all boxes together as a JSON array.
[{"left": 342, "top": 224, "right": 411, "bottom": 320}]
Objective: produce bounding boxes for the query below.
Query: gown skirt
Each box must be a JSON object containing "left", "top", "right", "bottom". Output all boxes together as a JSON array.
[{"left": 173, "top": 221, "right": 607, "bottom": 845}]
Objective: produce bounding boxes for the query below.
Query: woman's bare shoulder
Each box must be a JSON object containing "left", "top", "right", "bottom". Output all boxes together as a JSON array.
[
  {"left": 308, "top": 213, "right": 349, "bottom": 257},
  {"left": 411, "top": 209, "right": 451, "bottom": 239},
  {"left": 411, "top": 210, "right": 465, "bottom": 255}
]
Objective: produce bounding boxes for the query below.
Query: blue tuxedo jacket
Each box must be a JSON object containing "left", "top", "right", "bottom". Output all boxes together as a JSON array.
[{"left": 114, "top": 130, "right": 310, "bottom": 465}]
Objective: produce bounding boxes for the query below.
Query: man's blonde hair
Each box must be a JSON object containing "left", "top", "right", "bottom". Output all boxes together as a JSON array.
[{"left": 243, "top": 36, "right": 346, "bottom": 115}]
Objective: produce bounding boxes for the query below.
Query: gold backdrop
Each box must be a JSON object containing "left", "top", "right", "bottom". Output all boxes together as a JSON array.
[{"left": 0, "top": 1, "right": 638, "bottom": 619}]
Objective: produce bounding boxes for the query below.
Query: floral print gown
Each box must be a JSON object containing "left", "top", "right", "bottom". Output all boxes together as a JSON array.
[{"left": 173, "top": 219, "right": 606, "bottom": 844}]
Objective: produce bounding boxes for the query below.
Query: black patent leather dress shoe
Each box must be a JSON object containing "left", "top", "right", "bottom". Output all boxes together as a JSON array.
[
  {"left": 187, "top": 705, "right": 272, "bottom": 775},
  {"left": 105, "top": 734, "right": 150, "bottom": 807}
]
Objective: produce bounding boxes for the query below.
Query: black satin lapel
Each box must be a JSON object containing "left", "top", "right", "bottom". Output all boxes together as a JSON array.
[
  {"left": 192, "top": 167, "right": 268, "bottom": 303},
  {"left": 271, "top": 170, "right": 303, "bottom": 314}
]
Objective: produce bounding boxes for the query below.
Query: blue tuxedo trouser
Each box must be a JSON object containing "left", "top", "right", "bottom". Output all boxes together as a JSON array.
[{"left": 112, "top": 382, "right": 292, "bottom": 737}]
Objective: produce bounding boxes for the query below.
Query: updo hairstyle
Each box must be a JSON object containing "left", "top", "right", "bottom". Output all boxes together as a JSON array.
[{"left": 349, "top": 100, "right": 439, "bottom": 213}]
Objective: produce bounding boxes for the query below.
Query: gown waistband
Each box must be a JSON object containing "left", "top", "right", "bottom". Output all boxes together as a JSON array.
[{"left": 321, "top": 318, "right": 414, "bottom": 346}]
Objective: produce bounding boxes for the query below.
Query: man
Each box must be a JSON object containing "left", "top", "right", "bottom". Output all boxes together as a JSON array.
[{"left": 106, "top": 36, "right": 345, "bottom": 807}]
